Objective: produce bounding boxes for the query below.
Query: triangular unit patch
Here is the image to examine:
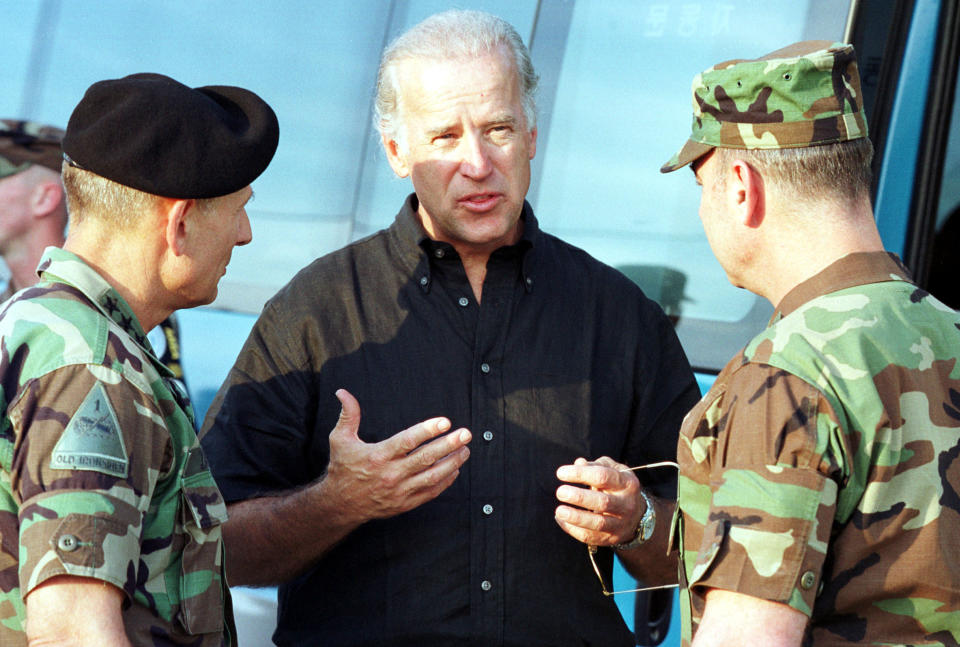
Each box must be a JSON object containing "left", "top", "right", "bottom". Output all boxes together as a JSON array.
[{"left": 50, "top": 381, "right": 129, "bottom": 478}]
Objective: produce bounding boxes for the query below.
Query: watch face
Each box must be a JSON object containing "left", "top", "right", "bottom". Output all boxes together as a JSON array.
[
  {"left": 638, "top": 490, "right": 656, "bottom": 541},
  {"left": 640, "top": 514, "right": 656, "bottom": 541}
]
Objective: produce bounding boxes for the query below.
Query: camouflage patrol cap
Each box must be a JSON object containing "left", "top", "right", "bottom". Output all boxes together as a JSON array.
[
  {"left": 0, "top": 119, "right": 65, "bottom": 179},
  {"left": 660, "top": 40, "right": 868, "bottom": 173}
]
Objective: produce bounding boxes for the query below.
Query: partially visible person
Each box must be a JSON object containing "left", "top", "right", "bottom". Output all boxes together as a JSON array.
[
  {"left": 0, "top": 120, "right": 66, "bottom": 301},
  {"left": 660, "top": 41, "right": 960, "bottom": 646},
  {"left": 200, "top": 9, "right": 699, "bottom": 646},
  {"left": 0, "top": 73, "right": 278, "bottom": 646},
  {"left": 0, "top": 119, "right": 189, "bottom": 385}
]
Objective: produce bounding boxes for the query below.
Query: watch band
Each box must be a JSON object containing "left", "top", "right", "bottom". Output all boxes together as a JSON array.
[{"left": 613, "top": 488, "right": 656, "bottom": 550}]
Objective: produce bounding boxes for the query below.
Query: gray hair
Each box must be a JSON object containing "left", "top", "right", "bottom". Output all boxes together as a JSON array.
[
  {"left": 63, "top": 163, "right": 166, "bottom": 228},
  {"left": 374, "top": 9, "right": 539, "bottom": 149}
]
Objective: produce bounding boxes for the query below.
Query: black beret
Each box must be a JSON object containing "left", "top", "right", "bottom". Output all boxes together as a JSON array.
[{"left": 63, "top": 73, "right": 279, "bottom": 199}]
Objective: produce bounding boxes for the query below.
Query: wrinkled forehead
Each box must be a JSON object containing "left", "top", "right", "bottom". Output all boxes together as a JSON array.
[{"left": 395, "top": 50, "right": 524, "bottom": 123}]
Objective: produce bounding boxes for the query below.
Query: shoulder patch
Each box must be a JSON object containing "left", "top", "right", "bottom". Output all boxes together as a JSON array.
[{"left": 50, "top": 382, "right": 129, "bottom": 478}]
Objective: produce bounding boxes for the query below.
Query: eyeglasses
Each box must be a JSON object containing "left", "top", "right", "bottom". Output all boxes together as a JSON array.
[{"left": 587, "top": 460, "right": 681, "bottom": 596}]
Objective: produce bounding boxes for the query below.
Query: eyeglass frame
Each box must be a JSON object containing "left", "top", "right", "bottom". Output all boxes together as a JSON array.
[{"left": 586, "top": 460, "right": 681, "bottom": 597}]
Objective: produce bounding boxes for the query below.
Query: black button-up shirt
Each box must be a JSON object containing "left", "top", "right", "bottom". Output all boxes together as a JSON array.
[{"left": 202, "top": 195, "right": 699, "bottom": 646}]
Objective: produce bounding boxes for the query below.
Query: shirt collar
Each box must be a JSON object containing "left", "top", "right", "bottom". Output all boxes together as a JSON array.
[
  {"left": 771, "top": 251, "right": 913, "bottom": 323},
  {"left": 389, "top": 193, "right": 539, "bottom": 294},
  {"left": 36, "top": 247, "right": 167, "bottom": 372}
]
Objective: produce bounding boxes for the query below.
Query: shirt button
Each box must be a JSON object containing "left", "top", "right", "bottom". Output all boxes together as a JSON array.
[
  {"left": 483, "top": 430, "right": 493, "bottom": 442},
  {"left": 525, "top": 277, "right": 533, "bottom": 287},
  {"left": 482, "top": 504, "right": 494, "bottom": 515},
  {"left": 800, "top": 571, "right": 816, "bottom": 590},
  {"left": 458, "top": 297, "right": 469, "bottom": 307},
  {"left": 419, "top": 276, "right": 428, "bottom": 286},
  {"left": 434, "top": 248, "right": 445, "bottom": 258},
  {"left": 481, "top": 363, "right": 490, "bottom": 374},
  {"left": 481, "top": 580, "right": 492, "bottom": 591},
  {"left": 57, "top": 534, "right": 79, "bottom": 552}
]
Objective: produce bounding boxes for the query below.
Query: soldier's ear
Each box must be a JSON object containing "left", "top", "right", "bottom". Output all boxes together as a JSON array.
[
  {"left": 30, "top": 179, "right": 64, "bottom": 219},
  {"left": 163, "top": 199, "right": 194, "bottom": 256},
  {"left": 730, "top": 159, "right": 765, "bottom": 229}
]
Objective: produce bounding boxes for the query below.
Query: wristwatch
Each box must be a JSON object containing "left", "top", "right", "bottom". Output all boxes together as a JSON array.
[{"left": 613, "top": 489, "right": 656, "bottom": 550}]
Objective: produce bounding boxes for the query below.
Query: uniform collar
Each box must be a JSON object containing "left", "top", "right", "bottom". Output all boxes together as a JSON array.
[
  {"left": 771, "top": 251, "right": 913, "bottom": 323},
  {"left": 36, "top": 247, "right": 169, "bottom": 374}
]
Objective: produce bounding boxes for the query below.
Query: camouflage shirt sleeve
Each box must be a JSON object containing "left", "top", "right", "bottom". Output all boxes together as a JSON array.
[
  {"left": 680, "top": 361, "right": 848, "bottom": 616},
  {"left": 8, "top": 363, "right": 172, "bottom": 598}
]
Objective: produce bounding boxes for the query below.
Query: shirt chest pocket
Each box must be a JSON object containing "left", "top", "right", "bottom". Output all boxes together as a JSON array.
[{"left": 177, "top": 445, "right": 229, "bottom": 636}]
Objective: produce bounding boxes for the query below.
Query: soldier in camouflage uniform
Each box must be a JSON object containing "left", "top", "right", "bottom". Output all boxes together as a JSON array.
[
  {"left": 0, "top": 120, "right": 67, "bottom": 301},
  {"left": 0, "top": 73, "right": 278, "bottom": 646},
  {"left": 0, "top": 119, "right": 190, "bottom": 386},
  {"left": 660, "top": 41, "right": 960, "bottom": 645}
]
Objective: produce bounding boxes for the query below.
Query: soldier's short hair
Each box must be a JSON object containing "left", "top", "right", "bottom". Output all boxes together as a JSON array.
[
  {"left": 62, "top": 164, "right": 166, "bottom": 229},
  {"left": 374, "top": 9, "right": 539, "bottom": 151},
  {"left": 713, "top": 137, "right": 874, "bottom": 207}
]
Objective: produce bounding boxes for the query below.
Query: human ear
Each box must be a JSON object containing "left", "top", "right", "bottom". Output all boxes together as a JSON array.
[
  {"left": 164, "top": 199, "right": 195, "bottom": 256},
  {"left": 730, "top": 159, "right": 764, "bottom": 229},
  {"left": 30, "top": 180, "right": 64, "bottom": 218},
  {"left": 382, "top": 134, "right": 410, "bottom": 178}
]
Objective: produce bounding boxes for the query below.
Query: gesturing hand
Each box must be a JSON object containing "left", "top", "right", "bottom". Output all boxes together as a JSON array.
[
  {"left": 325, "top": 389, "right": 472, "bottom": 525},
  {"left": 554, "top": 456, "right": 644, "bottom": 547}
]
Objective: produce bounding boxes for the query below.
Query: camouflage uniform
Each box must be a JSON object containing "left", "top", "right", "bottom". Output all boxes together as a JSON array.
[
  {"left": 1, "top": 118, "right": 189, "bottom": 391},
  {"left": 0, "top": 248, "right": 234, "bottom": 646},
  {"left": 661, "top": 42, "right": 960, "bottom": 644},
  {"left": 673, "top": 253, "right": 960, "bottom": 645}
]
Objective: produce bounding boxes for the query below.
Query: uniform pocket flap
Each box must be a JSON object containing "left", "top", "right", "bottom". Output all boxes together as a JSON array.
[{"left": 181, "top": 447, "right": 228, "bottom": 530}]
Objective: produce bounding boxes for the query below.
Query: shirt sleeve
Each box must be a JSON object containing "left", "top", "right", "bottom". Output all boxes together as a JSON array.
[
  {"left": 624, "top": 292, "right": 701, "bottom": 499},
  {"left": 9, "top": 364, "right": 172, "bottom": 597},
  {"left": 200, "top": 297, "right": 319, "bottom": 502},
  {"left": 685, "top": 362, "right": 845, "bottom": 616}
]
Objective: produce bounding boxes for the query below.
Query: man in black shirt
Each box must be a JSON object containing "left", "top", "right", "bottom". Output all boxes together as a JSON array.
[{"left": 201, "top": 9, "right": 699, "bottom": 646}]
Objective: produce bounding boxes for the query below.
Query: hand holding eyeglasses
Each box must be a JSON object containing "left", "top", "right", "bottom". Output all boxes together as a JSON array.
[
  {"left": 554, "top": 456, "right": 647, "bottom": 547},
  {"left": 555, "top": 457, "right": 680, "bottom": 596}
]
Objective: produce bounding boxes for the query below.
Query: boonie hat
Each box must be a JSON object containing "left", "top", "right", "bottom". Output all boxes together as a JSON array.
[
  {"left": 63, "top": 73, "right": 279, "bottom": 199},
  {"left": 661, "top": 40, "right": 868, "bottom": 173},
  {"left": 0, "top": 120, "right": 65, "bottom": 179}
]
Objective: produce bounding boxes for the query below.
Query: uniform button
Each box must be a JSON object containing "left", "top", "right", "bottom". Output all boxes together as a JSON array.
[
  {"left": 419, "top": 276, "right": 428, "bottom": 286},
  {"left": 525, "top": 277, "right": 533, "bottom": 287},
  {"left": 483, "top": 430, "right": 493, "bottom": 442},
  {"left": 434, "top": 248, "right": 445, "bottom": 258},
  {"left": 57, "top": 534, "right": 79, "bottom": 552},
  {"left": 800, "top": 571, "right": 816, "bottom": 590},
  {"left": 458, "top": 297, "right": 469, "bottom": 307},
  {"left": 482, "top": 504, "right": 494, "bottom": 515},
  {"left": 481, "top": 363, "right": 490, "bottom": 374},
  {"left": 481, "top": 580, "right": 492, "bottom": 591}
]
